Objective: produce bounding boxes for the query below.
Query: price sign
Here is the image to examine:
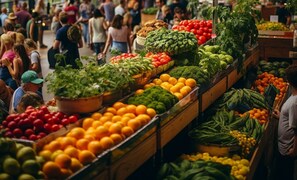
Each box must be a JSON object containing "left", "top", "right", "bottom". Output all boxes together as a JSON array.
[
  {"left": 264, "top": 84, "right": 279, "bottom": 109},
  {"left": 270, "top": 15, "right": 279, "bottom": 22}
]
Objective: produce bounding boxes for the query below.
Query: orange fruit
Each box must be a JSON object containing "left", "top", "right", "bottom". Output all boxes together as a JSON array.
[
  {"left": 100, "top": 137, "right": 115, "bottom": 150},
  {"left": 110, "top": 134, "right": 123, "bottom": 145},
  {"left": 111, "top": 115, "right": 122, "bottom": 122},
  {"left": 42, "top": 161, "right": 61, "bottom": 178},
  {"left": 121, "top": 126, "right": 134, "bottom": 137},
  {"left": 144, "top": 84, "right": 153, "bottom": 89},
  {"left": 160, "top": 74, "right": 171, "bottom": 82},
  {"left": 60, "top": 168, "right": 73, "bottom": 178},
  {"left": 76, "top": 139, "right": 89, "bottom": 150},
  {"left": 170, "top": 85, "right": 180, "bottom": 93},
  {"left": 121, "top": 116, "right": 131, "bottom": 125},
  {"left": 116, "top": 121, "right": 125, "bottom": 127},
  {"left": 103, "top": 112, "right": 114, "bottom": 118},
  {"left": 109, "top": 123, "right": 122, "bottom": 134},
  {"left": 138, "top": 114, "right": 151, "bottom": 124},
  {"left": 103, "top": 121, "right": 113, "bottom": 129},
  {"left": 39, "top": 150, "right": 52, "bottom": 161},
  {"left": 174, "top": 92, "right": 183, "bottom": 100},
  {"left": 68, "top": 128, "right": 85, "bottom": 140},
  {"left": 91, "top": 112, "right": 102, "bottom": 120},
  {"left": 127, "top": 119, "right": 141, "bottom": 131},
  {"left": 135, "top": 115, "right": 147, "bottom": 126},
  {"left": 94, "top": 126, "right": 109, "bottom": 140},
  {"left": 88, "top": 141, "right": 103, "bottom": 155},
  {"left": 123, "top": 113, "right": 136, "bottom": 119},
  {"left": 116, "top": 107, "right": 128, "bottom": 116},
  {"left": 153, "top": 78, "right": 162, "bottom": 85},
  {"left": 126, "top": 104, "right": 137, "bottom": 114},
  {"left": 135, "top": 89, "right": 144, "bottom": 95},
  {"left": 47, "top": 140, "right": 62, "bottom": 152},
  {"left": 92, "top": 121, "right": 102, "bottom": 129},
  {"left": 185, "top": 78, "right": 197, "bottom": 88},
  {"left": 54, "top": 153, "right": 72, "bottom": 168},
  {"left": 82, "top": 118, "right": 95, "bottom": 130},
  {"left": 78, "top": 150, "right": 96, "bottom": 165},
  {"left": 64, "top": 146, "right": 79, "bottom": 158},
  {"left": 85, "top": 127, "right": 96, "bottom": 135},
  {"left": 106, "top": 107, "right": 117, "bottom": 115},
  {"left": 146, "top": 108, "right": 156, "bottom": 118},
  {"left": 135, "top": 105, "right": 147, "bottom": 115},
  {"left": 178, "top": 77, "right": 186, "bottom": 84},
  {"left": 113, "top": 102, "right": 126, "bottom": 110},
  {"left": 59, "top": 137, "right": 76, "bottom": 150},
  {"left": 98, "top": 116, "right": 111, "bottom": 123},
  {"left": 168, "top": 77, "right": 178, "bottom": 85},
  {"left": 43, "top": 144, "right": 50, "bottom": 151},
  {"left": 180, "top": 86, "right": 192, "bottom": 96},
  {"left": 175, "top": 82, "right": 185, "bottom": 89},
  {"left": 51, "top": 150, "right": 64, "bottom": 161},
  {"left": 70, "top": 158, "right": 83, "bottom": 172},
  {"left": 84, "top": 134, "right": 96, "bottom": 142}
]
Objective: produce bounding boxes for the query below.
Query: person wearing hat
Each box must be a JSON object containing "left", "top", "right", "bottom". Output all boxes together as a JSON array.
[
  {"left": 5, "top": 13, "right": 17, "bottom": 27},
  {"left": 10, "top": 70, "right": 43, "bottom": 113}
]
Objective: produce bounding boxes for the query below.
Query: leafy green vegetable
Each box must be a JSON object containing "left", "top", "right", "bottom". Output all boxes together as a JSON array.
[{"left": 142, "top": 7, "right": 158, "bottom": 14}]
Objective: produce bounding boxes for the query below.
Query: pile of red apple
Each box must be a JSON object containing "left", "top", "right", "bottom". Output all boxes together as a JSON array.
[
  {"left": 172, "top": 20, "right": 213, "bottom": 45},
  {"left": 110, "top": 53, "right": 138, "bottom": 63},
  {"left": 1, "top": 106, "right": 79, "bottom": 141}
]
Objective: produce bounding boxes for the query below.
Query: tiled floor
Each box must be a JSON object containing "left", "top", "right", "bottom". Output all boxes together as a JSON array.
[{"left": 39, "top": 30, "right": 94, "bottom": 102}]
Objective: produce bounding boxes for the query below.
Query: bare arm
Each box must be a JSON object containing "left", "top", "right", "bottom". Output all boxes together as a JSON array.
[
  {"left": 89, "top": 19, "right": 93, "bottom": 43},
  {"left": 53, "top": 40, "right": 61, "bottom": 50},
  {"left": 103, "top": 20, "right": 108, "bottom": 30},
  {"left": 30, "top": 22, "right": 34, "bottom": 39},
  {"left": 78, "top": 38, "right": 83, "bottom": 48},
  {"left": 3, "top": 58, "right": 19, "bottom": 79},
  {"left": 102, "top": 33, "right": 112, "bottom": 54},
  {"left": 127, "top": 29, "right": 132, "bottom": 53}
]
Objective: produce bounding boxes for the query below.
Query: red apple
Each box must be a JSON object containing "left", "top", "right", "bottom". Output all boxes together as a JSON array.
[
  {"left": 24, "top": 129, "right": 34, "bottom": 137},
  {"left": 38, "top": 132, "right": 47, "bottom": 138},
  {"left": 4, "top": 131, "right": 13, "bottom": 138},
  {"left": 2, "top": 120, "right": 8, "bottom": 127},
  {"left": 51, "top": 124, "right": 60, "bottom": 132},
  {"left": 33, "top": 119, "right": 44, "bottom": 129},
  {"left": 6, "top": 114, "right": 17, "bottom": 122},
  {"left": 44, "top": 123, "right": 52, "bottom": 133},
  {"left": 23, "top": 118, "right": 33, "bottom": 129},
  {"left": 29, "top": 134, "right": 38, "bottom": 141},
  {"left": 7, "top": 121, "right": 17, "bottom": 130},
  {"left": 39, "top": 105, "right": 50, "bottom": 114},
  {"left": 51, "top": 116, "right": 60, "bottom": 124},
  {"left": 61, "top": 118, "right": 70, "bottom": 126},
  {"left": 19, "top": 113, "right": 28, "bottom": 119},
  {"left": 13, "top": 128, "right": 23, "bottom": 138},
  {"left": 69, "top": 116, "right": 78, "bottom": 123}
]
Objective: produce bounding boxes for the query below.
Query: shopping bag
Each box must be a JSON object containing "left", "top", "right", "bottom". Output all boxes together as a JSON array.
[{"left": 47, "top": 47, "right": 59, "bottom": 69}]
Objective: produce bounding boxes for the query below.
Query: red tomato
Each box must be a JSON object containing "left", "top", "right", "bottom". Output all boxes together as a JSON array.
[
  {"left": 197, "top": 29, "right": 203, "bottom": 35},
  {"left": 208, "top": 28, "right": 212, "bottom": 33}
]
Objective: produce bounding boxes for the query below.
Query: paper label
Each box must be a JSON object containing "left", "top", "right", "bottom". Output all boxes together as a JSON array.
[{"left": 270, "top": 15, "right": 279, "bottom": 22}]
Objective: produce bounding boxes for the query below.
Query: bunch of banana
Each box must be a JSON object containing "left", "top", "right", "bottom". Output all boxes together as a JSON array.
[{"left": 157, "top": 159, "right": 233, "bottom": 180}]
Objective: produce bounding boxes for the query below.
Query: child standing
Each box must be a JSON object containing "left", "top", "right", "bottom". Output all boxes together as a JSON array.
[{"left": 24, "top": 38, "right": 42, "bottom": 79}]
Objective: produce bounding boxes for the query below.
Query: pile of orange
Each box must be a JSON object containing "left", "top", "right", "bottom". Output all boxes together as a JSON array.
[
  {"left": 254, "top": 72, "right": 287, "bottom": 101},
  {"left": 39, "top": 102, "right": 156, "bottom": 179},
  {"left": 240, "top": 108, "right": 269, "bottom": 125},
  {"left": 142, "top": 74, "right": 197, "bottom": 100}
]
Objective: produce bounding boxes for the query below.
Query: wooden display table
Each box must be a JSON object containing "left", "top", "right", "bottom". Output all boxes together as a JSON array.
[{"left": 258, "top": 35, "right": 293, "bottom": 60}]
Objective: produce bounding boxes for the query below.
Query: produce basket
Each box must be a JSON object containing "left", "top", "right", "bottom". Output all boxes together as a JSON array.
[
  {"left": 258, "top": 30, "right": 293, "bottom": 37},
  {"left": 158, "top": 86, "right": 199, "bottom": 126},
  {"left": 194, "top": 143, "right": 240, "bottom": 157},
  {"left": 68, "top": 151, "right": 110, "bottom": 180},
  {"left": 55, "top": 94, "right": 103, "bottom": 115},
  {"left": 109, "top": 116, "right": 158, "bottom": 163}
]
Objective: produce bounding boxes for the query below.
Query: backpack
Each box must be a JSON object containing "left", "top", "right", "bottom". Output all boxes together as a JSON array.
[{"left": 67, "top": 24, "right": 82, "bottom": 43}]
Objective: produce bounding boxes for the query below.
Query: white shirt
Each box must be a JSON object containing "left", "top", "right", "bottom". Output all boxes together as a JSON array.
[{"left": 115, "top": 5, "right": 125, "bottom": 16}]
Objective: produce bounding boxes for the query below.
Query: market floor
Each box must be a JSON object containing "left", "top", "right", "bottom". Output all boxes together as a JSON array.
[{"left": 38, "top": 30, "right": 94, "bottom": 102}]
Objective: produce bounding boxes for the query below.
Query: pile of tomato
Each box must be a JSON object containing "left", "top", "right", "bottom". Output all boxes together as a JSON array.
[
  {"left": 145, "top": 52, "right": 171, "bottom": 67},
  {"left": 110, "top": 53, "right": 138, "bottom": 63},
  {"left": 172, "top": 20, "right": 213, "bottom": 45}
]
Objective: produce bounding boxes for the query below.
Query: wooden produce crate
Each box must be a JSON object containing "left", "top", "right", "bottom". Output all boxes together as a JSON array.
[
  {"left": 109, "top": 129, "right": 157, "bottom": 180},
  {"left": 109, "top": 117, "right": 158, "bottom": 163},
  {"left": 201, "top": 77, "right": 227, "bottom": 112},
  {"left": 158, "top": 99, "right": 199, "bottom": 148},
  {"left": 158, "top": 86, "right": 199, "bottom": 126},
  {"left": 258, "top": 30, "right": 293, "bottom": 37},
  {"left": 141, "top": 13, "right": 156, "bottom": 26}
]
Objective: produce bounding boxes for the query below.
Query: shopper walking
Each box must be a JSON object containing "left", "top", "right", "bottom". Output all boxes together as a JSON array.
[
  {"left": 26, "top": 12, "right": 40, "bottom": 44},
  {"left": 102, "top": 15, "right": 131, "bottom": 56},
  {"left": 34, "top": 0, "right": 47, "bottom": 48},
  {"left": 79, "top": 0, "right": 95, "bottom": 47},
  {"left": 64, "top": 0, "right": 79, "bottom": 24},
  {"left": 24, "top": 39, "right": 42, "bottom": 79},
  {"left": 274, "top": 64, "right": 297, "bottom": 180},
  {"left": 99, "top": 0, "right": 115, "bottom": 26},
  {"left": 53, "top": 12, "right": 83, "bottom": 69},
  {"left": 89, "top": 9, "right": 107, "bottom": 56},
  {"left": 130, "top": 2, "right": 141, "bottom": 29},
  {"left": 115, "top": 0, "right": 126, "bottom": 16},
  {"left": 0, "top": 8, "right": 8, "bottom": 34},
  {"left": 15, "top": 2, "right": 32, "bottom": 29}
]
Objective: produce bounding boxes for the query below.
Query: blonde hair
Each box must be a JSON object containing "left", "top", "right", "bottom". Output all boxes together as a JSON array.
[
  {"left": 24, "top": 38, "right": 38, "bottom": 50},
  {"left": 0, "top": 34, "right": 15, "bottom": 57},
  {"left": 15, "top": 33, "right": 25, "bottom": 44},
  {"left": 123, "top": 12, "right": 132, "bottom": 26}
]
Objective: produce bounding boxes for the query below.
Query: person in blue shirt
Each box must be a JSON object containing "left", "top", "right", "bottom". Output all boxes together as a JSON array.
[{"left": 10, "top": 70, "right": 43, "bottom": 113}]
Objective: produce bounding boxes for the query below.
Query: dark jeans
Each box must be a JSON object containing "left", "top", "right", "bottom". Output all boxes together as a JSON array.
[
  {"left": 93, "top": 42, "right": 105, "bottom": 55},
  {"left": 274, "top": 151, "right": 296, "bottom": 180}
]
